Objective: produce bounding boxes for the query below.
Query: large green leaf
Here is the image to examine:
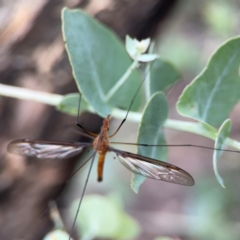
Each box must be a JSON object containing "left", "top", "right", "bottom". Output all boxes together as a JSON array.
[
  {"left": 150, "top": 58, "right": 180, "bottom": 95},
  {"left": 62, "top": 8, "right": 141, "bottom": 117},
  {"left": 213, "top": 119, "right": 232, "bottom": 188},
  {"left": 177, "top": 36, "right": 240, "bottom": 127},
  {"left": 131, "top": 92, "right": 168, "bottom": 193}
]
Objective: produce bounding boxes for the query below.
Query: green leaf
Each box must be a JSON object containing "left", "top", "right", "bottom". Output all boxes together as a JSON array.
[
  {"left": 150, "top": 58, "right": 180, "bottom": 95},
  {"left": 57, "top": 93, "right": 89, "bottom": 116},
  {"left": 62, "top": 8, "right": 141, "bottom": 117},
  {"left": 213, "top": 119, "right": 232, "bottom": 188},
  {"left": 131, "top": 172, "right": 145, "bottom": 194},
  {"left": 132, "top": 92, "right": 168, "bottom": 193},
  {"left": 177, "top": 36, "right": 240, "bottom": 127},
  {"left": 43, "top": 229, "right": 72, "bottom": 240},
  {"left": 71, "top": 195, "right": 140, "bottom": 240}
]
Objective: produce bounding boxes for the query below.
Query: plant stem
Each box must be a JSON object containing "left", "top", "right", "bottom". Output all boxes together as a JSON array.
[
  {"left": 144, "top": 62, "right": 151, "bottom": 101},
  {"left": 0, "top": 83, "right": 63, "bottom": 105},
  {"left": 144, "top": 42, "right": 155, "bottom": 101},
  {"left": 104, "top": 59, "right": 139, "bottom": 102}
]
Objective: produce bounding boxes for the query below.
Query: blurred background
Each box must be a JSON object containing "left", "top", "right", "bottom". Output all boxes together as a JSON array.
[{"left": 0, "top": 0, "right": 240, "bottom": 239}]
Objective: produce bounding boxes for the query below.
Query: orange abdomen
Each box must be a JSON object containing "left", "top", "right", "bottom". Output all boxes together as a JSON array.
[{"left": 97, "top": 154, "right": 106, "bottom": 182}]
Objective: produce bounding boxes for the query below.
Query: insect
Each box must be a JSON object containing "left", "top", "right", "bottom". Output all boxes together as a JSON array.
[{"left": 7, "top": 114, "right": 194, "bottom": 186}]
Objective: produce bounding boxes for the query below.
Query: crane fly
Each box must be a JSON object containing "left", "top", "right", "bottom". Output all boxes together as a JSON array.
[{"left": 7, "top": 114, "right": 194, "bottom": 186}]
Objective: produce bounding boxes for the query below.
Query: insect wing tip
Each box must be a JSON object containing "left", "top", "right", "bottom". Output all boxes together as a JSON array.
[
  {"left": 7, "top": 139, "right": 35, "bottom": 157},
  {"left": 180, "top": 170, "right": 195, "bottom": 186}
]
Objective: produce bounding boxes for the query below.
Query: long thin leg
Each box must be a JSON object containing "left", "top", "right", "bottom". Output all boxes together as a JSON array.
[{"left": 68, "top": 151, "right": 97, "bottom": 240}]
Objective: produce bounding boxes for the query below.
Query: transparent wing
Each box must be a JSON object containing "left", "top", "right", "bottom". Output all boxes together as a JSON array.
[
  {"left": 8, "top": 139, "right": 92, "bottom": 159},
  {"left": 110, "top": 147, "right": 194, "bottom": 186}
]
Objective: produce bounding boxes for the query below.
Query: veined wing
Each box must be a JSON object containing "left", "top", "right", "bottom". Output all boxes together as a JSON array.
[
  {"left": 8, "top": 139, "right": 92, "bottom": 159},
  {"left": 110, "top": 147, "right": 194, "bottom": 186}
]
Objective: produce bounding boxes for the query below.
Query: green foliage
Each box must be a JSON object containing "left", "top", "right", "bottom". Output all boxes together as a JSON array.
[
  {"left": 60, "top": 8, "right": 240, "bottom": 191},
  {"left": 62, "top": 8, "right": 141, "bottom": 117},
  {"left": 177, "top": 36, "right": 240, "bottom": 127},
  {"left": 150, "top": 58, "right": 180, "bottom": 95},
  {"left": 132, "top": 92, "right": 168, "bottom": 192},
  {"left": 70, "top": 195, "right": 140, "bottom": 240},
  {"left": 213, "top": 119, "right": 232, "bottom": 188}
]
